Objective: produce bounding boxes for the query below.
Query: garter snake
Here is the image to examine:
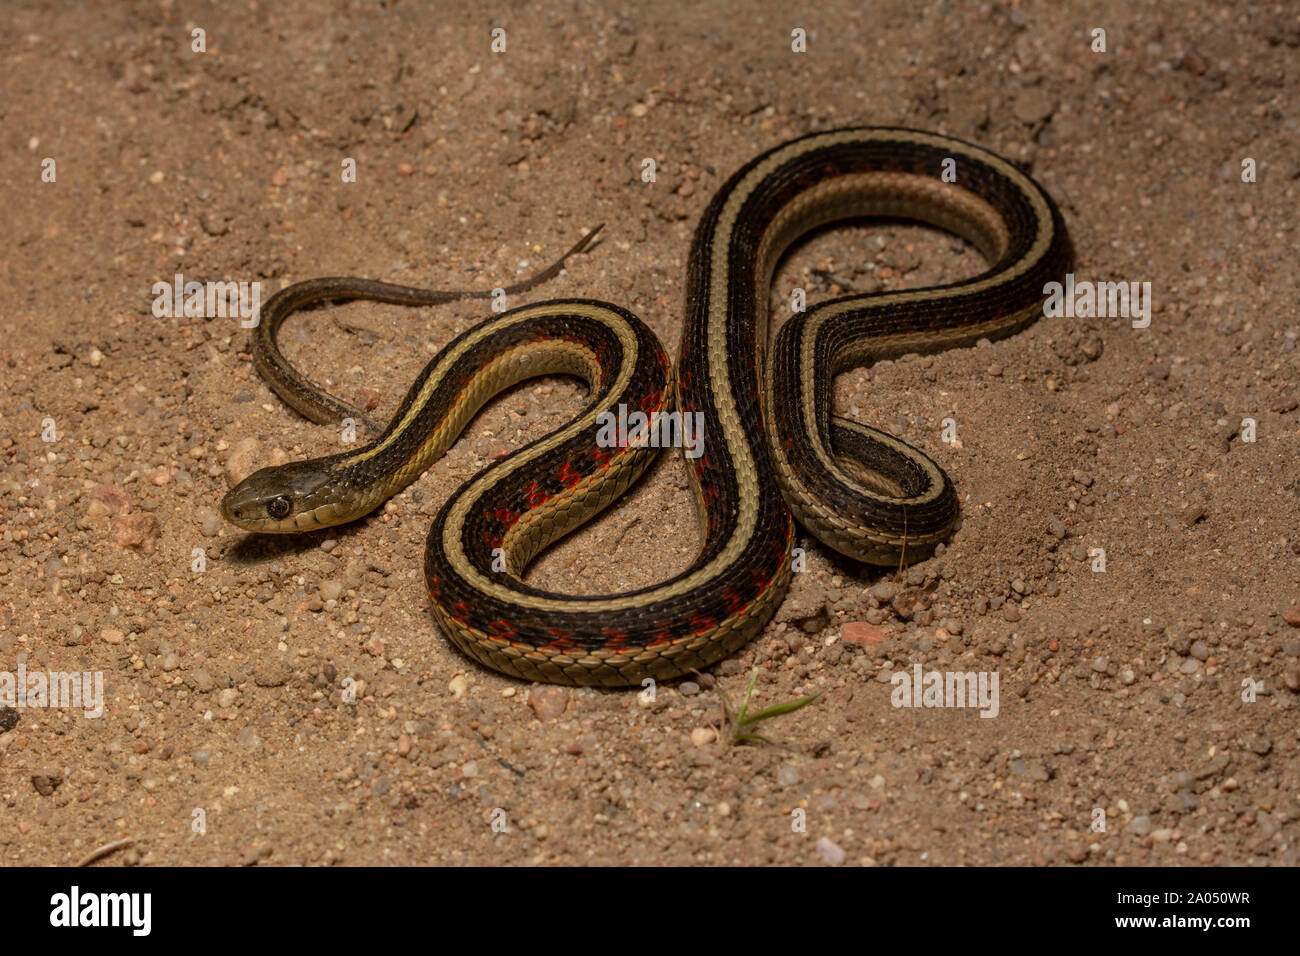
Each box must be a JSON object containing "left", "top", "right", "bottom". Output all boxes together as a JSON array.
[{"left": 221, "top": 127, "right": 1073, "bottom": 686}]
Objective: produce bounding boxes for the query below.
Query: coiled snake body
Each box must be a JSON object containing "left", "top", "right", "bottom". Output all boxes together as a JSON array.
[{"left": 221, "top": 127, "right": 1072, "bottom": 686}]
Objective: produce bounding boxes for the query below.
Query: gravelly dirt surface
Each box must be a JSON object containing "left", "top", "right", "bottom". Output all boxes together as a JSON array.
[{"left": 1, "top": 1, "right": 1298, "bottom": 866}]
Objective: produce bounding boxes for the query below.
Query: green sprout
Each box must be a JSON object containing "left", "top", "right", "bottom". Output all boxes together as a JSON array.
[{"left": 717, "top": 669, "right": 820, "bottom": 746}]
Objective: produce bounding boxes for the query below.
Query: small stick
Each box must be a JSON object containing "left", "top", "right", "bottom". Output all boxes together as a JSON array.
[{"left": 75, "top": 837, "right": 134, "bottom": 868}]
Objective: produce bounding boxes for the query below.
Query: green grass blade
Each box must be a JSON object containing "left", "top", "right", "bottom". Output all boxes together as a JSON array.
[
  {"left": 736, "top": 693, "right": 820, "bottom": 727},
  {"left": 735, "top": 670, "right": 759, "bottom": 722}
]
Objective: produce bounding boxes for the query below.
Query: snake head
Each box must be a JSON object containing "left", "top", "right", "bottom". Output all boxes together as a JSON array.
[{"left": 221, "top": 459, "right": 353, "bottom": 533}]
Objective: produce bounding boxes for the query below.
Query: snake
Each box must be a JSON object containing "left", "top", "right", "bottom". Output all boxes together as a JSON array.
[{"left": 221, "top": 127, "right": 1073, "bottom": 687}]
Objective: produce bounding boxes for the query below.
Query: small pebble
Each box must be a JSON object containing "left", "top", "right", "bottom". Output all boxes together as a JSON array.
[
  {"left": 842, "top": 621, "right": 889, "bottom": 646},
  {"left": 200, "top": 512, "right": 222, "bottom": 537},
  {"left": 815, "top": 837, "right": 846, "bottom": 865},
  {"left": 32, "top": 774, "right": 63, "bottom": 797},
  {"left": 870, "top": 581, "right": 899, "bottom": 603},
  {"left": 1284, "top": 664, "right": 1300, "bottom": 692},
  {"left": 528, "top": 687, "right": 567, "bottom": 721},
  {"left": 1126, "top": 815, "right": 1153, "bottom": 836}
]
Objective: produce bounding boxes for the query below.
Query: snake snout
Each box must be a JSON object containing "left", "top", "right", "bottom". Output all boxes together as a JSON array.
[
  {"left": 219, "top": 482, "right": 263, "bottom": 529},
  {"left": 219, "top": 490, "right": 245, "bottom": 523}
]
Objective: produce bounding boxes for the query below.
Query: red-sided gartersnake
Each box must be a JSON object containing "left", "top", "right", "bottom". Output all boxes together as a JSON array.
[{"left": 221, "top": 127, "right": 1072, "bottom": 686}]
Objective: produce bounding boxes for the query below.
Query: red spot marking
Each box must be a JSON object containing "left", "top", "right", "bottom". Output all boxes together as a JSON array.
[
  {"left": 644, "top": 622, "right": 675, "bottom": 647},
  {"left": 488, "top": 619, "right": 518, "bottom": 640},
  {"left": 690, "top": 612, "right": 716, "bottom": 635},
  {"left": 601, "top": 626, "right": 630, "bottom": 652},
  {"left": 775, "top": 531, "right": 792, "bottom": 559},
  {"left": 722, "top": 587, "right": 747, "bottom": 615},
  {"left": 494, "top": 508, "right": 519, "bottom": 527},
  {"left": 557, "top": 462, "right": 582, "bottom": 488},
  {"left": 542, "top": 633, "right": 578, "bottom": 653},
  {"left": 700, "top": 480, "right": 719, "bottom": 510},
  {"left": 525, "top": 481, "right": 548, "bottom": 508}
]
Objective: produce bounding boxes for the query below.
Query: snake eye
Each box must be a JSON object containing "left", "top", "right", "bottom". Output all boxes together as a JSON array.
[{"left": 266, "top": 496, "right": 292, "bottom": 520}]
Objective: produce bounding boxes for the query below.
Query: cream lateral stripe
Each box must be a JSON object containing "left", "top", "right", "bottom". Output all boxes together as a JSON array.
[
  {"left": 497, "top": 434, "right": 639, "bottom": 573},
  {"left": 753, "top": 173, "right": 1011, "bottom": 302},
  {"left": 441, "top": 304, "right": 685, "bottom": 612},
  {"left": 289, "top": 340, "right": 607, "bottom": 530},
  {"left": 795, "top": 300, "right": 1047, "bottom": 506},
  {"left": 398, "top": 339, "right": 602, "bottom": 490},
  {"left": 440, "top": 130, "right": 855, "bottom": 612},
  {"left": 790, "top": 144, "right": 1055, "bottom": 504},
  {"left": 334, "top": 303, "right": 600, "bottom": 470},
  {"left": 447, "top": 540, "right": 794, "bottom": 664},
  {"left": 754, "top": 172, "right": 1007, "bottom": 513},
  {"left": 490, "top": 341, "right": 615, "bottom": 566}
]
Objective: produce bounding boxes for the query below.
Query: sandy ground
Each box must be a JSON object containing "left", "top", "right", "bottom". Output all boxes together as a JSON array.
[{"left": 1, "top": 0, "right": 1297, "bottom": 866}]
